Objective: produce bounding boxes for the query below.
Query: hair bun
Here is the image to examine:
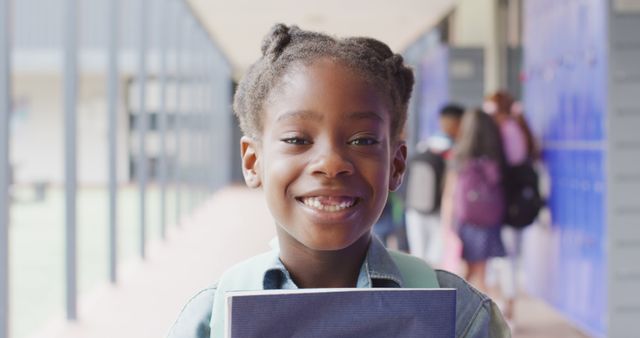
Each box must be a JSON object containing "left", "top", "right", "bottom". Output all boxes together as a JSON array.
[
  {"left": 385, "top": 54, "right": 405, "bottom": 74},
  {"left": 385, "top": 54, "right": 414, "bottom": 104},
  {"left": 261, "top": 23, "right": 293, "bottom": 59}
]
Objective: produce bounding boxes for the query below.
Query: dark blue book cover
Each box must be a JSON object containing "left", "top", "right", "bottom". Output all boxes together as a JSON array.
[{"left": 225, "top": 288, "right": 456, "bottom": 338}]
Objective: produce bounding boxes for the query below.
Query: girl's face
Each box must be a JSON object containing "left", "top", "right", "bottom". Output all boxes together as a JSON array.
[{"left": 241, "top": 58, "right": 406, "bottom": 252}]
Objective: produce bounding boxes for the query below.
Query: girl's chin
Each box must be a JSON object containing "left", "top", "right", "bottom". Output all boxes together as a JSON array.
[
  {"left": 275, "top": 222, "right": 372, "bottom": 252},
  {"left": 299, "top": 233, "right": 371, "bottom": 252}
]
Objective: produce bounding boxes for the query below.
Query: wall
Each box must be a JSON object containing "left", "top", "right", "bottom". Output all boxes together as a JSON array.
[
  {"left": 402, "top": 30, "right": 442, "bottom": 154},
  {"left": 522, "top": 0, "right": 607, "bottom": 335},
  {"left": 418, "top": 45, "right": 449, "bottom": 140},
  {"left": 448, "top": 48, "right": 485, "bottom": 108},
  {"left": 522, "top": 0, "right": 640, "bottom": 336},
  {"left": 607, "top": 1, "right": 640, "bottom": 336},
  {"left": 450, "top": 0, "right": 503, "bottom": 93},
  {"left": 416, "top": 45, "right": 484, "bottom": 141}
]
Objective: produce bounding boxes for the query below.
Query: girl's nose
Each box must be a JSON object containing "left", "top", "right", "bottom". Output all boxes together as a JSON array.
[{"left": 309, "top": 143, "right": 354, "bottom": 178}]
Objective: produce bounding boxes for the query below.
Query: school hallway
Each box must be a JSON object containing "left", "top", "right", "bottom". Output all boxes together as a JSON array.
[
  {"left": 25, "top": 186, "right": 590, "bottom": 338},
  {"left": 3, "top": 1, "right": 639, "bottom": 337}
]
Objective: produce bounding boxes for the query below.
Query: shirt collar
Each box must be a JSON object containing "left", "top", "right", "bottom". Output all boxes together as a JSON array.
[{"left": 261, "top": 236, "right": 404, "bottom": 290}]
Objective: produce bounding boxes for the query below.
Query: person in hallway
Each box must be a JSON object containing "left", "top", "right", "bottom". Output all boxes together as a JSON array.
[
  {"left": 372, "top": 191, "right": 410, "bottom": 251},
  {"left": 405, "top": 103, "right": 464, "bottom": 265},
  {"left": 483, "top": 92, "right": 531, "bottom": 167},
  {"left": 438, "top": 104, "right": 466, "bottom": 153},
  {"left": 484, "top": 91, "right": 542, "bottom": 322},
  {"left": 167, "top": 24, "right": 510, "bottom": 338},
  {"left": 441, "top": 108, "right": 508, "bottom": 294}
]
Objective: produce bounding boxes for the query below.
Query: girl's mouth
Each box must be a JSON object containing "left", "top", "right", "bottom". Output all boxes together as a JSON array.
[{"left": 297, "top": 196, "right": 359, "bottom": 212}]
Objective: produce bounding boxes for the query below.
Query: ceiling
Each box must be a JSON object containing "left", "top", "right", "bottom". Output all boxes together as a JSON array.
[{"left": 187, "top": 0, "right": 455, "bottom": 78}]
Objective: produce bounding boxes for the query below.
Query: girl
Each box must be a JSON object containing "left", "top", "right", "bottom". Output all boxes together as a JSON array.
[
  {"left": 168, "top": 24, "right": 509, "bottom": 338},
  {"left": 441, "top": 108, "right": 508, "bottom": 294},
  {"left": 485, "top": 91, "right": 540, "bottom": 321}
]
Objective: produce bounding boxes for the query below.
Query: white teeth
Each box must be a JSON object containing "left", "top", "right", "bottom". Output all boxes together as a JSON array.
[{"left": 301, "top": 197, "right": 356, "bottom": 212}]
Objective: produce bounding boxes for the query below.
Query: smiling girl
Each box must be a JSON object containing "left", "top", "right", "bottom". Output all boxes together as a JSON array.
[{"left": 168, "top": 24, "right": 509, "bottom": 338}]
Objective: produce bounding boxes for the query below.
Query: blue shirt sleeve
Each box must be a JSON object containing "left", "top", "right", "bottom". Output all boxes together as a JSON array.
[
  {"left": 166, "top": 286, "right": 216, "bottom": 338},
  {"left": 436, "top": 270, "right": 511, "bottom": 338}
]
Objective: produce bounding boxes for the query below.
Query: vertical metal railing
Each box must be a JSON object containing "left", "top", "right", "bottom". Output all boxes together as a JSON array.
[
  {"left": 158, "top": 0, "right": 169, "bottom": 241},
  {"left": 203, "top": 41, "right": 210, "bottom": 199},
  {"left": 3, "top": 0, "right": 233, "bottom": 331},
  {"left": 63, "top": 0, "right": 78, "bottom": 321},
  {"left": 209, "top": 45, "right": 221, "bottom": 193},
  {"left": 186, "top": 20, "right": 194, "bottom": 215},
  {"left": 186, "top": 20, "right": 196, "bottom": 215},
  {"left": 107, "top": 0, "right": 120, "bottom": 285},
  {"left": 0, "top": 1, "right": 11, "bottom": 337},
  {"left": 205, "top": 47, "right": 213, "bottom": 193},
  {"left": 136, "top": 0, "right": 149, "bottom": 259},
  {"left": 174, "top": 2, "right": 185, "bottom": 226},
  {"left": 196, "top": 29, "right": 206, "bottom": 206}
]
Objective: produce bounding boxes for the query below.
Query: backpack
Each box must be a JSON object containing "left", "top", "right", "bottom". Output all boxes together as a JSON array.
[
  {"left": 496, "top": 116, "right": 543, "bottom": 228},
  {"left": 405, "top": 150, "right": 446, "bottom": 214},
  {"left": 454, "top": 158, "right": 505, "bottom": 228},
  {"left": 503, "top": 162, "right": 543, "bottom": 228}
]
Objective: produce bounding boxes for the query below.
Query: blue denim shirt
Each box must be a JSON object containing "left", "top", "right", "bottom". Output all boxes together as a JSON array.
[
  {"left": 167, "top": 237, "right": 510, "bottom": 338},
  {"left": 264, "top": 236, "right": 405, "bottom": 290}
]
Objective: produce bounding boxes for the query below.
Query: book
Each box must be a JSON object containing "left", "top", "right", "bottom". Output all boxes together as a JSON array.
[{"left": 225, "top": 288, "right": 456, "bottom": 338}]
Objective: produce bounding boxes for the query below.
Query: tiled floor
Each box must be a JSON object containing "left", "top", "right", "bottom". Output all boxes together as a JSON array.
[
  {"left": 511, "top": 296, "right": 590, "bottom": 338},
  {"left": 27, "top": 186, "right": 591, "bottom": 338}
]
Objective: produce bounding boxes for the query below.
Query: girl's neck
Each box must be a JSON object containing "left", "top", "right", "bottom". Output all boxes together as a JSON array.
[{"left": 277, "top": 232, "right": 371, "bottom": 289}]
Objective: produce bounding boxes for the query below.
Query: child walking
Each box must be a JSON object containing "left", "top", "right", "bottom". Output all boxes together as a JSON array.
[
  {"left": 485, "top": 91, "right": 541, "bottom": 322},
  {"left": 441, "top": 108, "right": 508, "bottom": 293},
  {"left": 168, "top": 24, "right": 509, "bottom": 338}
]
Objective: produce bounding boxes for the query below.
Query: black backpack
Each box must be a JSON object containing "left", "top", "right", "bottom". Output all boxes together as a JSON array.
[
  {"left": 405, "top": 150, "right": 446, "bottom": 215},
  {"left": 503, "top": 162, "right": 543, "bottom": 228}
]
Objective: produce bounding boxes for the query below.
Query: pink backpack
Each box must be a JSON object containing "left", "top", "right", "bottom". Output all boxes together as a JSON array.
[{"left": 454, "top": 158, "right": 505, "bottom": 228}]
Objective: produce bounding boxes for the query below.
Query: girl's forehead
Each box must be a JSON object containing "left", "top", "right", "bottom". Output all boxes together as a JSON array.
[
  {"left": 254, "top": 57, "right": 398, "bottom": 140},
  {"left": 271, "top": 58, "right": 390, "bottom": 105},
  {"left": 278, "top": 57, "right": 371, "bottom": 84},
  {"left": 267, "top": 65, "right": 390, "bottom": 118}
]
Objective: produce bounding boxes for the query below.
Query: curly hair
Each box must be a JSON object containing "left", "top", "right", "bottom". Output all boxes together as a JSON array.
[{"left": 233, "top": 24, "right": 415, "bottom": 141}]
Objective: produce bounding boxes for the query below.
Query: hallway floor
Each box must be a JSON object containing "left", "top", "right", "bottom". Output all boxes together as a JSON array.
[{"left": 27, "top": 186, "right": 591, "bottom": 338}]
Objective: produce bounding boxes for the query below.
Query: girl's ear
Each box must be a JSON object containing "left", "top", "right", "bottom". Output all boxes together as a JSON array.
[
  {"left": 389, "top": 141, "right": 407, "bottom": 191},
  {"left": 240, "top": 136, "right": 262, "bottom": 188}
]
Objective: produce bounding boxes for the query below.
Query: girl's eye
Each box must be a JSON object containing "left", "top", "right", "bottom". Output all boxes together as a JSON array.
[
  {"left": 281, "top": 137, "right": 311, "bottom": 145},
  {"left": 349, "top": 137, "right": 380, "bottom": 146}
]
